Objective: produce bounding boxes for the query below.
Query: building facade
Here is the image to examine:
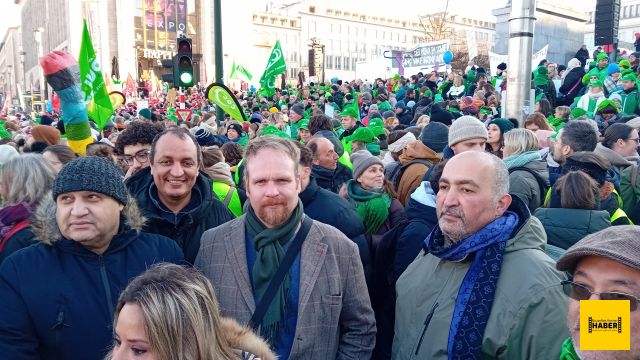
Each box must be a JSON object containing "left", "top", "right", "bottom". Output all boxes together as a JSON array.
[{"left": 0, "top": 27, "right": 24, "bottom": 108}]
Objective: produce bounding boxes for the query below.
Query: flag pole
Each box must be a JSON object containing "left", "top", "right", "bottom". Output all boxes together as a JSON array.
[{"left": 214, "top": 0, "right": 225, "bottom": 125}]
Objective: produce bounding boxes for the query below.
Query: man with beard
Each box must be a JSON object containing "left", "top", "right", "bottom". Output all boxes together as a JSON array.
[
  {"left": 557, "top": 226, "right": 640, "bottom": 360},
  {"left": 195, "top": 136, "right": 375, "bottom": 359},
  {"left": 393, "top": 151, "right": 568, "bottom": 359},
  {"left": 548, "top": 120, "right": 598, "bottom": 185}
]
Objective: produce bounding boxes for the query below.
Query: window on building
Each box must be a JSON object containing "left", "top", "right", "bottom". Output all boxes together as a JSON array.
[
  {"left": 337, "top": 56, "right": 342, "bottom": 70},
  {"left": 352, "top": 58, "right": 357, "bottom": 70},
  {"left": 344, "top": 56, "right": 350, "bottom": 70},
  {"left": 327, "top": 55, "right": 333, "bottom": 69},
  {"left": 309, "top": 6, "right": 315, "bottom": 13},
  {"left": 310, "top": 21, "right": 316, "bottom": 33}
]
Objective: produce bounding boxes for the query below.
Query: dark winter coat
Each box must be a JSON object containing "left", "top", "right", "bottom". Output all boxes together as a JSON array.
[
  {"left": 372, "top": 182, "right": 438, "bottom": 360},
  {"left": 299, "top": 177, "right": 372, "bottom": 284},
  {"left": 126, "top": 167, "right": 234, "bottom": 264},
  {"left": 0, "top": 198, "right": 184, "bottom": 360},
  {"left": 508, "top": 160, "right": 549, "bottom": 212},
  {"left": 534, "top": 207, "right": 610, "bottom": 260},
  {"left": 397, "top": 109, "right": 413, "bottom": 125},
  {"left": 312, "top": 163, "right": 353, "bottom": 194},
  {"left": 559, "top": 67, "right": 586, "bottom": 106},
  {"left": 0, "top": 227, "right": 36, "bottom": 264}
]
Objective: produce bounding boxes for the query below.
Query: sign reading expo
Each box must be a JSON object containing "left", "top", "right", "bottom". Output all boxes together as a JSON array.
[{"left": 580, "top": 300, "right": 630, "bottom": 351}]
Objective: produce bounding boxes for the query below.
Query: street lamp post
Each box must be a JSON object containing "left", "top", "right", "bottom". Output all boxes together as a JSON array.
[{"left": 33, "top": 27, "right": 46, "bottom": 108}]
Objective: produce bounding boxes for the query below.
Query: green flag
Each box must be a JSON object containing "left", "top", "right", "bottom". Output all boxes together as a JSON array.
[
  {"left": 259, "top": 40, "right": 286, "bottom": 97},
  {"left": 206, "top": 83, "right": 246, "bottom": 122},
  {"left": 79, "top": 19, "right": 114, "bottom": 131},
  {"left": 230, "top": 60, "right": 253, "bottom": 81}
]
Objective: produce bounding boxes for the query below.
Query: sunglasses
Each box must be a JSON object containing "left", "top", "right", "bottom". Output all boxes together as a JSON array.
[{"left": 561, "top": 280, "right": 640, "bottom": 311}]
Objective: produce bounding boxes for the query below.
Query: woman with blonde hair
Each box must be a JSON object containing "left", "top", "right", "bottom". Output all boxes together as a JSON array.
[
  {"left": 108, "top": 263, "right": 275, "bottom": 360},
  {"left": 502, "top": 128, "right": 549, "bottom": 211}
]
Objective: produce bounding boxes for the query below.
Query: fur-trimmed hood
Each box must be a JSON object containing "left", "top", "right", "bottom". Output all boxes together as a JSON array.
[
  {"left": 31, "top": 193, "right": 146, "bottom": 245},
  {"left": 220, "top": 317, "right": 277, "bottom": 360}
]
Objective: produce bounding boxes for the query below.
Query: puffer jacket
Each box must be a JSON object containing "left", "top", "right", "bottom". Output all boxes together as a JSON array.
[
  {"left": 396, "top": 141, "right": 442, "bottom": 205},
  {"left": 508, "top": 159, "right": 549, "bottom": 212},
  {"left": 0, "top": 197, "right": 184, "bottom": 360},
  {"left": 534, "top": 207, "right": 610, "bottom": 261},
  {"left": 126, "top": 167, "right": 234, "bottom": 264},
  {"left": 393, "top": 197, "right": 568, "bottom": 359}
]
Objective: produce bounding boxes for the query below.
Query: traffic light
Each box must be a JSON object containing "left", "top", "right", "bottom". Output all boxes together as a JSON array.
[{"left": 173, "top": 37, "right": 194, "bottom": 88}]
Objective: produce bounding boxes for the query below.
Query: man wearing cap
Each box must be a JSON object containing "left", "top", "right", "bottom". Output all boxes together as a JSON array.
[
  {"left": 556, "top": 226, "right": 640, "bottom": 360},
  {"left": 445, "top": 115, "right": 489, "bottom": 158},
  {"left": 582, "top": 53, "right": 610, "bottom": 85},
  {"left": 338, "top": 105, "right": 364, "bottom": 141},
  {"left": 394, "top": 151, "right": 568, "bottom": 359},
  {"left": 126, "top": 128, "right": 234, "bottom": 263},
  {"left": 394, "top": 122, "right": 446, "bottom": 205},
  {"left": 617, "top": 73, "right": 640, "bottom": 116},
  {"left": 0, "top": 156, "right": 183, "bottom": 360},
  {"left": 115, "top": 121, "right": 165, "bottom": 179},
  {"left": 306, "top": 136, "right": 353, "bottom": 194},
  {"left": 138, "top": 107, "right": 153, "bottom": 121},
  {"left": 346, "top": 127, "right": 380, "bottom": 156},
  {"left": 285, "top": 103, "right": 305, "bottom": 140}
]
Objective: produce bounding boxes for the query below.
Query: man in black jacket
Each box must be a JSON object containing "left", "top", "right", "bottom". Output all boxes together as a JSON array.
[
  {"left": 0, "top": 156, "right": 183, "bottom": 360},
  {"left": 297, "top": 145, "right": 371, "bottom": 284},
  {"left": 126, "top": 128, "right": 234, "bottom": 263},
  {"left": 307, "top": 136, "right": 353, "bottom": 194}
]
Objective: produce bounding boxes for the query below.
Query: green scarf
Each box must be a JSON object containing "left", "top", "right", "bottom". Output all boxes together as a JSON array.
[
  {"left": 559, "top": 337, "right": 580, "bottom": 360},
  {"left": 346, "top": 180, "right": 392, "bottom": 235},
  {"left": 245, "top": 199, "right": 304, "bottom": 345}
]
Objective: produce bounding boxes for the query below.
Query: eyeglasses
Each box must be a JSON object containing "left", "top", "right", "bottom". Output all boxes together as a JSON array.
[
  {"left": 561, "top": 280, "right": 640, "bottom": 311},
  {"left": 627, "top": 138, "right": 640, "bottom": 144},
  {"left": 122, "top": 149, "right": 150, "bottom": 166}
]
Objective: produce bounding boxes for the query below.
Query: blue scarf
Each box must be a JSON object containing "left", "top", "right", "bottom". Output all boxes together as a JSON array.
[{"left": 426, "top": 211, "right": 519, "bottom": 359}]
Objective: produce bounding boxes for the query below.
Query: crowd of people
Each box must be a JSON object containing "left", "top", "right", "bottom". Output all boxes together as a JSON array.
[{"left": 0, "top": 45, "right": 640, "bottom": 360}]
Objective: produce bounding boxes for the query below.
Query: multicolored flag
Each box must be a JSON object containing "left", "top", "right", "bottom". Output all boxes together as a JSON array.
[
  {"left": 78, "top": 19, "right": 114, "bottom": 131},
  {"left": 258, "top": 40, "right": 286, "bottom": 97}
]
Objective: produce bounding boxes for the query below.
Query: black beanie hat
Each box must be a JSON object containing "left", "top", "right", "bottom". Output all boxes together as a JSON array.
[
  {"left": 420, "top": 122, "right": 449, "bottom": 153},
  {"left": 52, "top": 156, "right": 129, "bottom": 205},
  {"left": 227, "top": 123, "right": 243, "bottom": 136},
  {"left": 429, "top": 104, "right": 454, "bottom": 126}
]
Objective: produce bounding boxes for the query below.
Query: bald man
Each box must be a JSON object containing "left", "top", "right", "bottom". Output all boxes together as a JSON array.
[
  {"left": 393, "top": 151, "right": 568, "bottom": 359},
  {"left": 307, "top": 136, "right": 353, "bottom": 193}
]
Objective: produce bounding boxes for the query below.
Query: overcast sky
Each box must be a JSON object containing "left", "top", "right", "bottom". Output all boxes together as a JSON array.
[{"left": 0, "top": 0, "right": 598, "bottom": 44}]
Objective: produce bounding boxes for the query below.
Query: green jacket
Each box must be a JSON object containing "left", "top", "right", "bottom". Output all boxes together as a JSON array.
[
  {"left": 393, "top": 198, "right": 568, "bottom": 359},
  {"left": 619, "top": 87, "right": 640, "bottom": 116}
]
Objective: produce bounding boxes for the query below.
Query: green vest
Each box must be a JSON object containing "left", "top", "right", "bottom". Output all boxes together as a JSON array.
[
  {"left": 338, "top": 148, "right": 353, "bottom": 170},
  {"left": 212, "top": 182, "right": 242, "bottom": 217},
  {"left": 620, "top": 88, "right": 639, "bottom": 116},
  {"left": 233, "top": 159, "right": 244, "bottom": 186}
]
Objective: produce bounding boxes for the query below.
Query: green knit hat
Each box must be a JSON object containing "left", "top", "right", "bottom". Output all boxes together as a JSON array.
[
  {"left": 596, "top": 52, "right": 609, "bottom": 61},
  {"left": 345, "top": 127, "right": 375, "bottom": 143},
  {"left": 535, "top": 93, "right": 545, "bottom": 104},
  {"left": 260, "top": 125, "right": 290, "bottom": 138},
  {"left": 622, "top": 73, "right": 637, "bottom": 82}
]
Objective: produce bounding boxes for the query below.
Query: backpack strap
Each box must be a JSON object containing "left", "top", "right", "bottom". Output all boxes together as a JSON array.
[
  {"left": 0, "top": 219, "right": 30, "bottom": 254},
  {"left": 508, "top": 166, "right": 548, "bottom": 204},
  {"left": 248, "top": 216, "right": 313, "bottom": 330},
  {"left": 631, "top": 164, "right": 639, "bottom": 193}
]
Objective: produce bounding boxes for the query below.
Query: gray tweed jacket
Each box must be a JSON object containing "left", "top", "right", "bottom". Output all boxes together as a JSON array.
[{"left": 195, "top": 215, "right": 376, "bottom": 360}]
